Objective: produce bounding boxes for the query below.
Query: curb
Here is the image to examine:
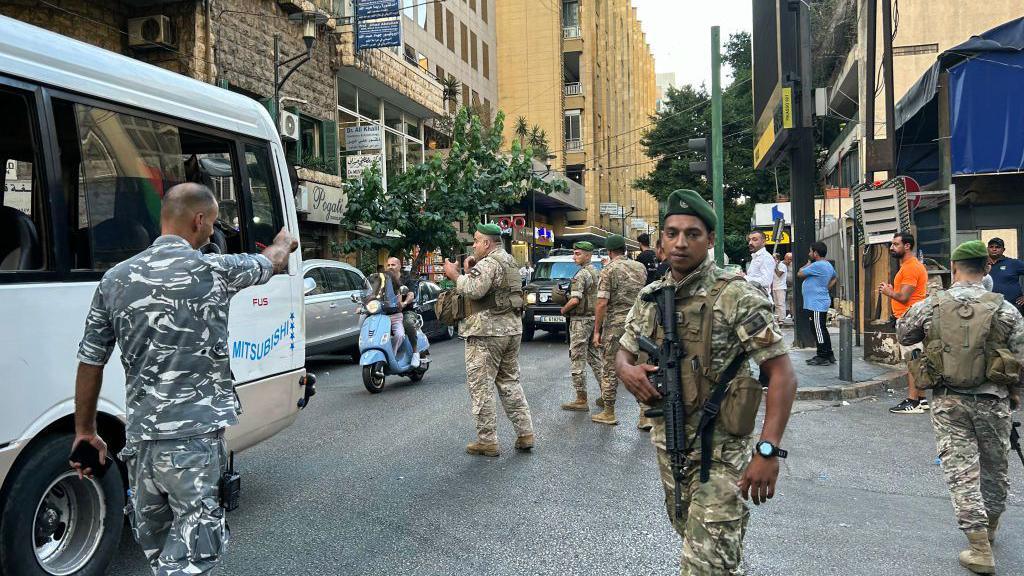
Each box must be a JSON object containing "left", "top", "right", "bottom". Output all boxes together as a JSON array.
[{"left": 795, "top": 370, "right": 907, "bottom": 401}]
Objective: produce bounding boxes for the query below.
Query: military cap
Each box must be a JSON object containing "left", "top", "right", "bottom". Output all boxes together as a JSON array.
[
  {"left": 988, "top": 237, "right": 1005, "bottom": 248},
  {"left": 476, "top": 223, "right": 502, "bottom": 236},
  {"left": 951, "top": 240, "right": 988, "bottom": 261},
  {"left": 573, "top": 241, "right": 594, "bottom": 252},
  {"left": 664, "top": 189, "right": 717, "bottom": 231},
  {"left": 605, "top": 234, "right": 626, "bottom": 251}
]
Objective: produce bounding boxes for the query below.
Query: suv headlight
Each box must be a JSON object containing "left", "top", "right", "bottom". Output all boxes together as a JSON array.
[
  {"left": 526, "top": 293, "right": 537, "bottom": 305},
  {"left": 540, "top": 294, "right": 549, "bottom": 303},
  {"left": 365, "top": 300, "right": 382, "bottom": 314}
]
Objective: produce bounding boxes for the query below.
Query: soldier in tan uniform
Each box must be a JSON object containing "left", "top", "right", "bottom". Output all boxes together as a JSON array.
[
  {"left": 592, "top": 234, "right": 648, "bottom": 426},
  {"left": 443, "top": 223, "right": 535, "bottom": 457},
  {"left": 560, "top": 241, "right": 603, "bottom": 410},
  {"left": 615, "top": 190, "right": 797, "bottom": 575}
]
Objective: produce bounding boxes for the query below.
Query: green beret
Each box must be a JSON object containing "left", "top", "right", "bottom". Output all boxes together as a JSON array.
[
  {"left": 605, "top": 234, "right": 625, "bottom": 251},
  {"left": 951, "top": 240, "right": 988, "bottom": 261},
  {"left": 573, "top": 241, "right": 594, "bottom": 252},
  {"left": 664, "top": 189, "right": 717, "bottom": 231},
  {"left": 476, "top": 223, "right": 502, "bottom": 236}
]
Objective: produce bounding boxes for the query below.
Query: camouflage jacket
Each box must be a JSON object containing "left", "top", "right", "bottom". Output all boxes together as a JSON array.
[
  {"left": 457, "top": 247, "right": 523, "bottom": 337},
  {"left": 78, "top": 235, "right": 274, "bottom": 441},
  {"left": 568, "top": 264, "right": 600, "bottom": 317},
  {"left": 897, "top": 280, "right": 1024, "bottom": 398},
  {"left": 620, "top": 256, "right": 788, "bottom": 445},
  {"left": 597, "top": 255, "right": 648, "bottom": 329}
]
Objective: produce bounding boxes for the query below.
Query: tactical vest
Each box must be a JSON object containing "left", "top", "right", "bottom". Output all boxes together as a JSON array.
[
  {"left": 465, "top": 252, "right": 525, "bottom": 317},
  {"left": 653, "top": 275, "right": 763, "bottom": 436},
  {"left": 567, "top": 267, "right": 596, "bottom": 317},
  {"left": 910, "top": 291, "right": 1021, "bottom": 389}
]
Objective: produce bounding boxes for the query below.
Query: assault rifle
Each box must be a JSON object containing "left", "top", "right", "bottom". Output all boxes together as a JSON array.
[
  {"left": 1012, "top": 422, "right": 1024, "bottom": 467},
  {"left": 637, "top": 285, "right": 686, "bottom": 520}
]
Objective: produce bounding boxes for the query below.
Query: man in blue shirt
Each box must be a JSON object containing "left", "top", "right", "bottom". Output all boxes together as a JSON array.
[
  {"left": 797, "top": 242, "right": 837, "bottom": 366},
  {"left": 987, "top": 237, "right": 1024, "bottom": 312}
]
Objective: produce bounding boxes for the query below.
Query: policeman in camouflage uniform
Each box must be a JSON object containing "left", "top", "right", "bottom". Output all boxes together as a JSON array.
[
  {"left": 560, "top": 241, "right": 603, "bottom": 411},
  {"left": 72, "top": 183, "right": 297, "bottom": 576},
  {"left": 897, "top": 240, "right": 1024, "bottom": 575},
  {"left": 615, "top": 190, "right": 797, "bottom": 575},
  {"left": 443, "top": 223, "right": 535, "bottom": 457},
  {"left": 591, "top": 234, "right": 648, "bottom": 427}
]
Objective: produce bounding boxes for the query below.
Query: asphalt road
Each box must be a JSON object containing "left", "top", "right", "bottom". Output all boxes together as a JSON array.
[{"left": 108, "top": 332, "right": 1023, "bottom": 576}]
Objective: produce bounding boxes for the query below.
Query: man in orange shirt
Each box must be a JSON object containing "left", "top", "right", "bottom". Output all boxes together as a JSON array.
[{"left": 879, "top": 232, "right": 930, "bottom": 414}]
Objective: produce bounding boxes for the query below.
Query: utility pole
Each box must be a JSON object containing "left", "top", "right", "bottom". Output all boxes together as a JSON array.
[{"left": 710, "top": 26, "right": 725, "bottom": 266}]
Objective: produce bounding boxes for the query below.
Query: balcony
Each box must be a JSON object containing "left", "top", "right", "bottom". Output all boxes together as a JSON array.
[
  {"left": 563, "top": 26, "right": 581, "bottom": 39},
  {"left": 564, "top": 82, "right": 582, "bottom": 96},
  {"left": 562, "top": 26, "right": 583, "bottom": 53},
  {"left": 564, "top": 82, "right": 584, "bottom": 110},
  {"left": 564, "top": 138, "right": 582, "bottom": 152}
]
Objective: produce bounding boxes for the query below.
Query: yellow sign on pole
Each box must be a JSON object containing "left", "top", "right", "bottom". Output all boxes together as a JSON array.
[
  {"left": 753, "top": 121, "right": 776, "bottom": 169},
  {"left": 781, "top": 86, "right": 794, "bottom": 129},
  {"left": 764, "top": 229, "right": 791, "bottom": 245}
]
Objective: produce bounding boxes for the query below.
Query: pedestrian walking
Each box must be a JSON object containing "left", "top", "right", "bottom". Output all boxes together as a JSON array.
[
  {"left": 879, "top": 233, "right": 930, "bottom": 414},
  {"left": 745, "top": 230, "right": 775, "bottom": 296},
  {"left": 559, "top": 241, "right": 603, "bottom": 411},
  {"left": 615, "top": 189, "right": 797, "bottom": 575},
  {"left": 443, "top": 223, "right": 534, "bottom": 457},
  {"left": 72, "top": 183, "right": 297, "bottom": 576},
  {"left": 986, "top": 237, "right": 1024, "bottom": 314},
  {"left": 897, "top": 240, "right": 1024, "bottom": 575},
  {"left": 798, "top": 242, "right": 837, "bottom": 365},
  {"left": 591, "top": 234, "right": 648, "bottom": 428},
  {"left": 772, "top": 252, "right": 789, "bottom": 323}
]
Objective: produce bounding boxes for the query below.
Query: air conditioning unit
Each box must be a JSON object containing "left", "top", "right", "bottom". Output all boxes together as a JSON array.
[
  {"left": 128, "top": 16, "right": 176, "bottom": 50},
  {"left": 279, "top": 110, "right": 300, "bottom": 141}
]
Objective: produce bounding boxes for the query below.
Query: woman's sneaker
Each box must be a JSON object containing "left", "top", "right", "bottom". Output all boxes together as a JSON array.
[{"left": 889, "top": 398, "right": 925, "bottom": 414}]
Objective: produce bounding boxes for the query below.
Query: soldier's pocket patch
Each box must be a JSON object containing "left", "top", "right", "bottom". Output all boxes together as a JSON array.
[{"left": 170, "top": 451, "right": 211, "bottom": 469}]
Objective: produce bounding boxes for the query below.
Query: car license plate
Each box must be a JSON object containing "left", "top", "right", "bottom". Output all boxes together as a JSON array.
[{"left": 537, "top": 315, "right": 565, "bottom": 323}]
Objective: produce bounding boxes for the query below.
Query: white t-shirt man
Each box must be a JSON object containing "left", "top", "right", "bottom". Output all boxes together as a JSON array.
[
  {"left": 772, "top": 260, "right": 789, "bottom": 320},
  {"left": 746, "top": 247, "right": 775, "bottom": 295}
]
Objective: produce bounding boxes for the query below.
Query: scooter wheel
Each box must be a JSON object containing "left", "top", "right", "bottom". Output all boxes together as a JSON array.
[{"left": 362, "top": 362, "right": 386, "bottom": 393}]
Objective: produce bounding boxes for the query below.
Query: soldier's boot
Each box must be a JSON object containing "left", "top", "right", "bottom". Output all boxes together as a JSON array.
[
  {"left": 561, "top": 392, "right": 589, "bottom": 411},
  {"left": 637, "top": 411, "right": 653, "bottom": 431},
  {"left": 988, "top": 515, "right": 1000, "bottom": 544},
  {"left": 514, "top": 434, "right": 535, "bottom": 452},
  {"left": 465, "top": 442, "right": 500, "bottom": 457},
  {"left": 958, "top": 530, "right": 995, "bottom": 574},
  {"left": 595, "top": 397, "right": 605, "bottom": 408},
  {"left": 591, "top": 406, "right": 618, "bottom": 426}
]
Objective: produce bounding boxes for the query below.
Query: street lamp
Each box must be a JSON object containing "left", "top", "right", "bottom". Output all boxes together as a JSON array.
[
  {"left": 273, "top": 10, "right": 326, "bottom": 120},
  {"left": 621, "top": 201, "right": 636, "bottom": 237}
]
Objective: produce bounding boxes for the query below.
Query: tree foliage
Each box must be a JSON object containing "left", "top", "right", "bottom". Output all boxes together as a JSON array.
[
  {"left": 342, "top": 107, "right": 565, "bottom": 258},
  {"left": 636, "top": 31, "right": 787, "bottom": 264}
]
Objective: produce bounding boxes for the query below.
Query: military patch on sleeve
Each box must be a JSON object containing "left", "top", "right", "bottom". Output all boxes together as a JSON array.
[
  {"left": 469, "top": 267, "right": 482, "bottom": 278},
  {"left": 736, "top": 311, "right": 776, "bottom": 346}
]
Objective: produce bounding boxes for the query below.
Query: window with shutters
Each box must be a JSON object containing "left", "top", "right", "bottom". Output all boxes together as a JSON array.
[
  {"left": 460, "top": 22, "right": 468, "bottom": 63},
  {"left": 446, "top": 10, "right": 455, "bottom": 52},
  {"left": 482, "top": 42, "right": 489, "bottom": 79},
  {"left": 434, "top": 1, "right": 443, "bottom": 42},
  {"left": 470, "top": 31, "right": 478, "bottom": 70}
]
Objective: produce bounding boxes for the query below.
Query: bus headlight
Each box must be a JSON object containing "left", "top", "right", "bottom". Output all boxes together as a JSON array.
[
  {"left": 366, "top": 300, "right": 382, "bottom": 314},
  {"left": 526, "top": 293, "right": 537, "bottom": 305}
]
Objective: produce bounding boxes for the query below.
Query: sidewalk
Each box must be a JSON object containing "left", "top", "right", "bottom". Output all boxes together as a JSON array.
[{"left": 757, "top": 325, "right": 908, "bottom": 401}]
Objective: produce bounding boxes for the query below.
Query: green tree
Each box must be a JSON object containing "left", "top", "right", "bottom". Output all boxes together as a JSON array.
[
  {"left": 636, "top": 31, "right": 786, "bottom": 264},
  {"left": 514, "top": 116, "right": 529, "bottom": 148},
  {"left": 342, "top": 107, "right": 564, "bottom": 257}
]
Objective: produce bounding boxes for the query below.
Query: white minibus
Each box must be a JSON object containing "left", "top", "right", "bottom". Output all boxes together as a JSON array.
[{"left": 0, "top": 16, "right": 312, "bottom": 576}]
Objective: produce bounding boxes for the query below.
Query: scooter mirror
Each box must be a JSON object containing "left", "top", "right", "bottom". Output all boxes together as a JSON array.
[
  {"left": 350, "top": 293, "right": 361, "bottom": 304},
  {"left": 303, "top": 277, "right": 317, "bottom": 295}
]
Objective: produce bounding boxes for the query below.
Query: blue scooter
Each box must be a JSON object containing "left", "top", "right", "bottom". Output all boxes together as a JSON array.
[{"left": 353, "top": 287, "right": 430, "bottom": 393}]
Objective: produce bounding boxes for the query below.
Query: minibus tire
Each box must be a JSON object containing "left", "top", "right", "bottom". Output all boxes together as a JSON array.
[{"left": 0, "top": 433, "right": 124, "bottom": 576}]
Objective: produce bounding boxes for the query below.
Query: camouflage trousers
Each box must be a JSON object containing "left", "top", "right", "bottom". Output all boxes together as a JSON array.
[
  {"left": 120, "top": 431, "right": 229, "bottom": 576},
  {"left": 568, "top": 317, "right": 603, "bottom": 395},
  {"left": 599, "top": 325, "right": 626, "bottom": 407},
  {"left": 465, "top": 335, "right": 534, "bottom": 444},
  {"left": 930, "top": 392, "right": 1012, "bottom": 533},
  {"left": 653, "top": 418, "right": 752, "bottom": 576}
]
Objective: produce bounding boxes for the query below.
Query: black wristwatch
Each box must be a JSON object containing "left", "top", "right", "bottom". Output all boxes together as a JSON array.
[{"left": 755, "top": 440, "right": 788, "bottom": 459}]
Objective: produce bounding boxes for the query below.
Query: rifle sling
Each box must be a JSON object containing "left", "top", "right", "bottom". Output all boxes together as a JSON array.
[{"left": 696, "top": 351, "right": 748, "bottom": 483}]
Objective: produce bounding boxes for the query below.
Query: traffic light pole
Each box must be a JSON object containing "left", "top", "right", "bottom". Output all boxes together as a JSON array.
[{"left": 710, "top": 26, "right": 725, "bottom": 266}]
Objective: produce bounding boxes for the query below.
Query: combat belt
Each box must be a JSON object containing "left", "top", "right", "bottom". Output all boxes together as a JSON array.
[{"left": 638, "top": 276, "right": 762, "bottom": 518}]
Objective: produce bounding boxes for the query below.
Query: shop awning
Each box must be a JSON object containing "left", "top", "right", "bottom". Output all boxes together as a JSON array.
[{"left": 895, "top": 17, "right": 1024, "bottom": 185}]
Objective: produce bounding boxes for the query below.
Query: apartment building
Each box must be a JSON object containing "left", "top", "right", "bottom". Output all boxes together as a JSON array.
[{"left": 496, "top": 0, "right": 658, "bottom": 244}]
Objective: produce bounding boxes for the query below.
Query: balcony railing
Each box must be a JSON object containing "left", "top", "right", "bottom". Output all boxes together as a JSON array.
[
  {"left": 563, "top": 26, "right": 581, "bottom": 39},
  {"left": 564, "top": 138, "right": 583, "bottom": 152},
  {"left": 564, "top": 82, "right": 582, "bottom": 97}
]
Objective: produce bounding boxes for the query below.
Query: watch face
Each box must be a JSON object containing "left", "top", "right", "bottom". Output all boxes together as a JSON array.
[{"left": 758, "top": 442, "right": 774, "bottom": 457}]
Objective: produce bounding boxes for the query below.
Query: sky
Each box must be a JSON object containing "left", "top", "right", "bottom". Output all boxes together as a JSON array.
[{"left": 631, "top": 0, "right": 754, "bottom": 89}]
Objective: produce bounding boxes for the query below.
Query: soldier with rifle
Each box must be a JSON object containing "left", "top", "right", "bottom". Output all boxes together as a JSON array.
[{"left": 615, "top": 189, "right": 797, "bottom": 574}]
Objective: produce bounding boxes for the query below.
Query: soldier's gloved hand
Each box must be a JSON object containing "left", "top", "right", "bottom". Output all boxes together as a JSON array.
[
  {"left": 738, "top": 454, "right": 779, "bottom": 506},
  {"left": 619, "top": 363, "right": 661, "bottom": 404}
]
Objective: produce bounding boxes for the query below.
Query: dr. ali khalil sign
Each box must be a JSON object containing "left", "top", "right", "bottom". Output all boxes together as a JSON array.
[
  {"left": 344, "top": 125, "right": 383, "bottom": 151},
  {"left": 300, "top": 181, "right": 347, "bottom": 225},
  {"left": 357, "top": 18, "right": 402, "bottom": 50}
]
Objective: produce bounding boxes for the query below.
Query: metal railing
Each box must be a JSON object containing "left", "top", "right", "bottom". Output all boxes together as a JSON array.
[
  {"left": 564, "top": 82, "right": 582, "bottom": 96},
  {"left": 564, "top": 138, "right": 582, "bottom": 152},
  {"left": 562, "top": 26, "right": 581, "bottom": 39}
]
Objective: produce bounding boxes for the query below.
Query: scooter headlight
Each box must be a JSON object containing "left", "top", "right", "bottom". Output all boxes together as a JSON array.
[{"left": 366, "top": 300, "right": 382, "bottom": 314}]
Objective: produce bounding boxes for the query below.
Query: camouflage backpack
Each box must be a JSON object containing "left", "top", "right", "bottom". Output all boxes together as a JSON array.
[
  {"left": 910, "top": 291, "right": 1020, "bottom": 389},
  {"left": 434, "top": 290, "right": 465, "bottom": 326}
]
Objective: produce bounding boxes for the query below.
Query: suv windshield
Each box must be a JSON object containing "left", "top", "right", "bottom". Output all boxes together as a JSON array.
[{"left": 533, "top": 260, "right": 603, "bottom": 281}]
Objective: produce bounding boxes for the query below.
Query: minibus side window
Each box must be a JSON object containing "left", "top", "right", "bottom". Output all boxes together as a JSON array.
[
  {"left": 243, "top": 144, "right": 283, "bottom": 252},
  {"left": 0, "top": 87, "right": 48, "bottom": 273}
]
